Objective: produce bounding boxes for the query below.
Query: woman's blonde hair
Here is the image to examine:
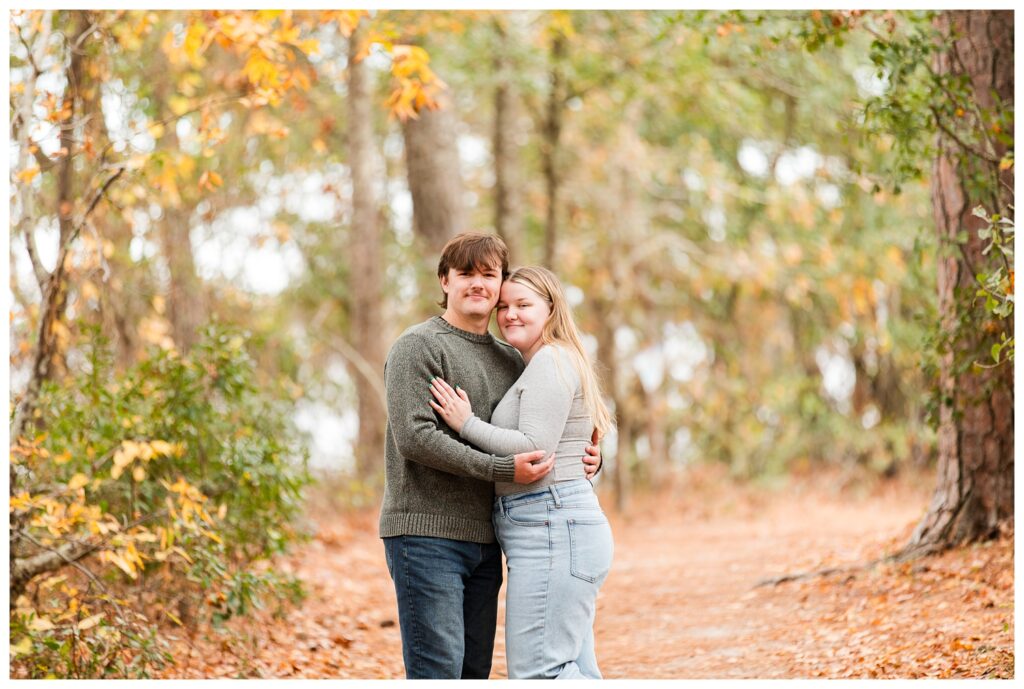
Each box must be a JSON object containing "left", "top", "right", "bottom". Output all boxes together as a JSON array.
[{"left": 504, "top": 266, "right": 614, "bottom": 440}]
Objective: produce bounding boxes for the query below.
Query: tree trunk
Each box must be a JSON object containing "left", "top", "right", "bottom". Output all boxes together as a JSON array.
[
  {"left": 160, "top": 206, "right": 204, "bottom": 352},
  {"left": 592, "top": 294, "right": 628, "bottom": 513},
  {"left": 153, "top": 68, "right": 205, "bottom": 353},
  {"left": 10, "top": 9, "right": 91, "bottom": 599},
  {"left": 903, "top": 10, "right": 1014, "bottom": 557},
  {"left": 541, "top": 33, "right": 566, "bottom": 268},
  {"left": 493, "top": 17, "right": 524, "bottom": 264},
  {"left": 12, "top": 11, "right": 91, "bottom": 442},
  {"left": 347, "top": 22, "right": 387, "bottom": 481},
  {"left": 402, "top": 87, "right": 465, "bottom": 253}
]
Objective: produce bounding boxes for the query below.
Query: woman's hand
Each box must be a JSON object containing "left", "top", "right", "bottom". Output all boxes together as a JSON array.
[{"left": 428, "top": 377, "right": 474, "bottom": 433}]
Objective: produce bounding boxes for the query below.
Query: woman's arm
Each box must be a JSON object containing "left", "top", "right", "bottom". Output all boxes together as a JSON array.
[{"left": 459, "top": 346, "right": 578, "bottom": 456}]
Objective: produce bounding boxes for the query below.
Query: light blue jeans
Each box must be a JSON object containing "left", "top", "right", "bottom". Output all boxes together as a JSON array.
[{"left": 494, "top": 479, "right": 614, "bottom": 679}]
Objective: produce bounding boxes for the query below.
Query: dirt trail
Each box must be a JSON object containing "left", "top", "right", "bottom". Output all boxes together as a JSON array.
[{"left": 162, "top": 471, "right": 1013, "bottom": 679}]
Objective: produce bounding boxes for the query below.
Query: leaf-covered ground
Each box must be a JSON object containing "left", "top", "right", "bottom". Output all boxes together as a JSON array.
[{"left": 155, "top": 468, "right": 1014, "bottom": 679}]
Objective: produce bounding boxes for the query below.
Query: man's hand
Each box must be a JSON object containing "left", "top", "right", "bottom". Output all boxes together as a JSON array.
[
  {"left": 514, "top": 450, "right": 555, "bottom": 484},
  {"left": 583, "top": 428, "right": 602, "bottom": 480}
]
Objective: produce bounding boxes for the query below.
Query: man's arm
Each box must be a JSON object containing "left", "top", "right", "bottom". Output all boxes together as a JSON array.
[{"left": 386, "top": 334, "right": 551, "bottom": 484}]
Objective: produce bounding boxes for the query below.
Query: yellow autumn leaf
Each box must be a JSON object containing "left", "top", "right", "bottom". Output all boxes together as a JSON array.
[
  {"left": 10, "top": 637, "right": 33, "bottom": 657},
  {"left": 148, "top": 122, "right": 166, "bottom": 140},
  {"left": 151, "top": 440, "right": 173, "bottom": 456},
  {"left": 9, "top": 492, "right": 32, "bottom": 511},
  {"left": 111, "top": 463, "right": 124, "bottom": 480},
  {"left": 28, "top": 616, "right": 54, "bottom": 631},
  {"left": 168, "top": 95, "right": 191, "bottom": 116},
  {"left": 296, "top": 38, "right": 319, "bottom": 56},
  {"left": 105, "top": 551, "right": 137, "bottom": 579},
  {"left": 17, "top": 166, "right": 41, "bottom": 184},
  {"left": 67, "top": 473, "right": 89, "bottom": 491},
  {"left": 77, "top": 613, "right": 103, "bottom": 631},
  {"left": 201, "top": 528, "right": 223, "bottom": 544},
  {"left": 113, "top": 449, "right": 131, "bottom": 469},
  {"left": 40, "top": 574, "right": 67, "bottom": 590},
  {"left": 132, "top": 465, "right": 146, "bottom": 482},
  {"left": 208, "top": 170, "right": 223, "bottom": 187}
]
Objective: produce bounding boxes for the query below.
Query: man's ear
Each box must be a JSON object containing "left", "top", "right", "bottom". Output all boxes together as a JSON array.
[{"left": 439, "top": 274, "right": 449, "bottom": 294}]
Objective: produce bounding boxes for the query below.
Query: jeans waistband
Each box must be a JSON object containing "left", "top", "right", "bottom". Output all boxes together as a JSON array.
[{"left": 495, "top": 479, "right": 594, "bottom": 512}]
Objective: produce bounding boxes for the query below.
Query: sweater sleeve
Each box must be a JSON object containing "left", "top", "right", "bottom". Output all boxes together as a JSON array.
[
  {"left": 385, "top": 333, "right": 517, "bottom": 483},
  {"left": 460, "top": 346, "right": 577, "bottom": 457}
]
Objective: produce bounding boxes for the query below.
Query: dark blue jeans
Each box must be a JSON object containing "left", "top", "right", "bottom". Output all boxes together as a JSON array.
[{"left": 383, "top": 535, "right": 503, "bottom": 679}]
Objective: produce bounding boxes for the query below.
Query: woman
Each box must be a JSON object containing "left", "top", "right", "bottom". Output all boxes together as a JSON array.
[{"left": 428, "top": 266, "right": 614, "bottom": 679}]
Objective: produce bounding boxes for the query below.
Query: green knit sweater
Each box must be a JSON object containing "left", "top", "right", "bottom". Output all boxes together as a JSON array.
[{"left": 378, "top": 316, "right": 525, "bottom": 543}]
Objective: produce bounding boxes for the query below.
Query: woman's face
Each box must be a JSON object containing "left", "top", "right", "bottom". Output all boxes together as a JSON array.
[{"left": 497, "top": 280, "right": 551, "bottom": 357}]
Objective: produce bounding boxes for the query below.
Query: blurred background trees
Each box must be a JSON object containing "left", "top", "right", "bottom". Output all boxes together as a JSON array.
[{"left": 8, "top": 9, "right": 1012, "bottom": 677}]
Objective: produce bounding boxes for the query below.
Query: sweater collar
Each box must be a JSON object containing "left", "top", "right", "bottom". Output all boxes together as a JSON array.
[{"left": 433, "top": 315, "right": 495, "bottom": 344}]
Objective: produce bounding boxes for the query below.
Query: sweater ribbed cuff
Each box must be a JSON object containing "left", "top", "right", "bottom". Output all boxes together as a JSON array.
[{"left": 492, "top": 454, "right": 516, "bottom": 483}]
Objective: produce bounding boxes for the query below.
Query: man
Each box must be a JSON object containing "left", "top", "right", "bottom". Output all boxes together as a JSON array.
[{"left": 379, "top": 232, "right": 601, "bottom": 679}]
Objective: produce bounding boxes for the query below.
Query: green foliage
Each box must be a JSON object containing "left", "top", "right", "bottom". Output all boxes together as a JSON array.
[
  {"left": 972, "top": 206, "right": 1014, "bottom": 365},
  {"left": 10, "top": 326, "right": 311, "bottom": 678}
]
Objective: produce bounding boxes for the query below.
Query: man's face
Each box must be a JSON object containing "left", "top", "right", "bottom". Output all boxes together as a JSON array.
[{"left": 441, "top": 263, "right": 503, "bottom": 320}]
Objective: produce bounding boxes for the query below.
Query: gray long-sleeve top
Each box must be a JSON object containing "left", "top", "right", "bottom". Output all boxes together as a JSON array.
[{"left": 460, "top": 344, "right": 593, "bottom": 496}]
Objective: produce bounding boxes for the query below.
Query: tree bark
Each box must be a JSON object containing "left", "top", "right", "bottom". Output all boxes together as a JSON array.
[
  {"left": 347, "top": 22, "right": 387, "bottom": 480},
  {"left": 12, "top": 11, "right": 91, "bottom": 443},
  {"left": 493, "top": 17, "right": 524, "bottom": 264},
  {"left": 541, "top": 33, "right": 566, "bottom": 268},
  {"left": 160, "top": 206, "right": 204, "bottom": 352},
  {"left": 11, "top": 10, "right": 91, "bottom": 598},
  {"left": 153, "top": 66, "right": 205, "bottom": 353},
  {"left": 402, "top": 87, "right": 465, "bottom": 253},
  {"left": 903, "top": 10, "right": 1014, "bottom": 557}
]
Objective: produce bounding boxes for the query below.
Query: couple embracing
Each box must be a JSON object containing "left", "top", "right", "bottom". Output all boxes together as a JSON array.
[{"left": 379, "top": 232, "right": 615, "bottom": 679}]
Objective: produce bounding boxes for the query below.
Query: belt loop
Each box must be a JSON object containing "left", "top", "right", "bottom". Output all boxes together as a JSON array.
[
  {"left": 550, "top": 484, "right": 561, "bottom": 508},
  {"left": 499, "top": 496, "right": 506, "bottom": 517}
]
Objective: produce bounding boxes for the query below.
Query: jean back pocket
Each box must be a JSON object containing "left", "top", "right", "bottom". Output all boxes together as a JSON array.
[{"left": 567, "top": 517, "right": 613, "bottom": 584}]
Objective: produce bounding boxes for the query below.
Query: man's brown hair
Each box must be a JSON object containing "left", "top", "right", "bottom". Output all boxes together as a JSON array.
[{"left": 437, "top": 232, "right": 510, "bottom": 308}]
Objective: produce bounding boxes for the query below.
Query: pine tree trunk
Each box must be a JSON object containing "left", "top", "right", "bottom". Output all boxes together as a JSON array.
[
  {"left": 903, "top": 10, "right": 1014, "bottom": 557},
  {"left": 347, "top": 23, "right": 387, "bottom": 480},
  {"left": 493, "top": 17, "right": 524, "bottom": 264},
  {"left": 402, "top": 88, "right": 465, "bottom": 253}
]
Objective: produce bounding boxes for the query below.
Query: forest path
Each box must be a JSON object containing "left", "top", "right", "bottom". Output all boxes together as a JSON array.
[{"left": 160, "top": 470, "right": 1013, "bottom": 679}]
